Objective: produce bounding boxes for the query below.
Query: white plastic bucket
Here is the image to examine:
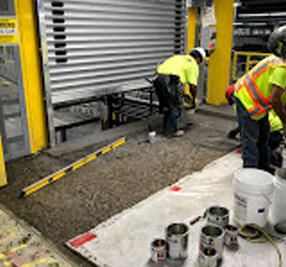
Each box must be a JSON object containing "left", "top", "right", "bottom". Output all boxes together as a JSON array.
[
  {"left": 233, "top": 168, "right": 274, "bottom": 227},
  {"left": 271, "top": 169, "right": 286, "bottom": 224}
]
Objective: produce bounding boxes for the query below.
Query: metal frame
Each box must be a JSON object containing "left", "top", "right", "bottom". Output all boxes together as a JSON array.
[
  {"left": 232, "top": 51, "right": 272, "bottom": 81},
  {"left": 36, "top": 0, "right": 56, "bottom": 147},
  {"left": 0, "top": 0, "right": 31, "bottom": 160}
]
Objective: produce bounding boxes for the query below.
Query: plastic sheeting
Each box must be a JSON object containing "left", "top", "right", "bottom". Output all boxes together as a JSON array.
[{"left": 67, "top": 151, "right": 286, "bottom": 267}]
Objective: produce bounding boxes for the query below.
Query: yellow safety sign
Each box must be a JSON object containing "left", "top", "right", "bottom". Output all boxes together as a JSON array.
[{"left": 0, "top": 17, "right": 18, "bottom": 45}]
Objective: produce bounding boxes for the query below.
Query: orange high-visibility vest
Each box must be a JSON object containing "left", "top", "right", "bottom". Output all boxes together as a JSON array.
[{"left": 234, "top": 55, "right": 286, "bottom": 120}]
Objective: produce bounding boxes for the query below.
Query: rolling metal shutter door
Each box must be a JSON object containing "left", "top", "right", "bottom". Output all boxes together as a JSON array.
[
  {"left": 37, "top": 0, "right": 186, "bottom": 143},
  {"left": 39, "top": 0, "right": 186, "bottom": 101}
]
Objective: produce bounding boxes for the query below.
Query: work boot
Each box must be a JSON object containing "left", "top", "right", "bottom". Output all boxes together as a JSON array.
[{"left": 172, "top": 130, "right": 184, "bottom": 137}]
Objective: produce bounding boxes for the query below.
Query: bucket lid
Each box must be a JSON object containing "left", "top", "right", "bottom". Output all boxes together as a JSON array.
[{"left": 234, "top": 168, "right": 273, "bottom": 193}]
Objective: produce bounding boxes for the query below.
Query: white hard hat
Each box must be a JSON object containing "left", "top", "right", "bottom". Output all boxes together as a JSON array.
[{"left": 190, "top": 47, "right": 206, "bottom": 62}]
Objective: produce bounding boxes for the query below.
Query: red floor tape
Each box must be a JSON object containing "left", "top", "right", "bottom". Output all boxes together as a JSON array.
[
  {"left": 169, "top": 186, "right": 182, "bottom": 192},
  {"left": 69, "top": 233, "right": 97, "bottom": 249}
]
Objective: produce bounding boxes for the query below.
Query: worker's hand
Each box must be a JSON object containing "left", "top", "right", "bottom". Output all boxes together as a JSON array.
[
  {"left": 228, "top": 130, "right": 237, "bottom": 139},
  {"left": 227, "top": 129, "right": 239, "bottom": 139},
  {"left": 189, "top": 102, "right": 196, "bottom": 109}
]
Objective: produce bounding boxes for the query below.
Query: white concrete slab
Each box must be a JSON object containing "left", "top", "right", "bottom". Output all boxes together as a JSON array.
[{"left": 67, "top": 151, "right": 286, "bottom": 267}]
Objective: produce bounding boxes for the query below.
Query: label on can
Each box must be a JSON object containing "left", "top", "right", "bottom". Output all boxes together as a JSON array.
[{"left": 151, "top": 239, "right": 166, "bottom": 263}]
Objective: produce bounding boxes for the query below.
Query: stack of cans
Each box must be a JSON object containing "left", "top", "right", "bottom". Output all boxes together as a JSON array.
[
  {"left": 151, "top": 222, "right": 189, "bottom": 263},
  {"left": 198, "top": 206, "right": 239, "bottom": 267},
  {"left": 150, "top": 206, "right": 239, "bottom": 266}
]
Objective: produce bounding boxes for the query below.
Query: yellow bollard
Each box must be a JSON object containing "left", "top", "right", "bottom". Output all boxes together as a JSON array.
[{"left": 0, "top": 136, "right": 7, "bottom": 187}]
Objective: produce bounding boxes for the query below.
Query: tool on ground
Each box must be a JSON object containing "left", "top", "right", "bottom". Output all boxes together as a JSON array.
[
  {"left": 198, "top": 247, "right": 218, "bottom": 267},
  {"left": 151, "top": 239, "right": 166, "bottom": 263},
  {"left": 166, "top": 223, "right": 189, "bottom": 260},
  {"left": 190, "top": 215, "right": 202, "bottom": 226},
  {"left": 20, "top": 137, "right": 126, "bottom": 197}
]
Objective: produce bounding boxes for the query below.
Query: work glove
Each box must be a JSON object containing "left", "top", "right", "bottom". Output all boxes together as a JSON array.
[{"left": 227, "top": 129, "right": 239, "bottom": 139}]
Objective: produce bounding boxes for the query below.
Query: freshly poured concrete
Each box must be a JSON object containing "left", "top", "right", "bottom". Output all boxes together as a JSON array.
[{"left": 67, "top": 152, "right": 286, "bottom": 266}]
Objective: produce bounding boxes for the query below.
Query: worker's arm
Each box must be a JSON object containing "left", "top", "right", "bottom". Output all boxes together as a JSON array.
[
  {"left": 270, "top": 84, "right": 286, "bottom": 123},
  {"left": 189, "top": 84, "right": 197, "bottom": 108}
]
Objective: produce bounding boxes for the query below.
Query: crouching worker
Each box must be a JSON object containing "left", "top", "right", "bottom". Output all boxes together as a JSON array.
[{"left": 154, "top": 48, "right": 205, "bottom": 137}]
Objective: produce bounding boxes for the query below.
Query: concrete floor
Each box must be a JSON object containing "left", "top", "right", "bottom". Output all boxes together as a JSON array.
[{"left": 0, "top": 103, "right": 240, "bottom": 266}]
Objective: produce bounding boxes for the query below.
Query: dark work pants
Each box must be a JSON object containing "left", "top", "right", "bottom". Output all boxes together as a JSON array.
[
  {"left": 269, "top": 131, "right": 283, "bottom": 167},
  {"left": 154, "top": 74, "right": 183, "bottom": 136},
  {"left": 235, "top": 97, "right": 270, "bottom": 170}
]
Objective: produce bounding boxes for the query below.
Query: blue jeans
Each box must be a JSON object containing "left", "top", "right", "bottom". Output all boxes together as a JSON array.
[{"left": 235, "top": 97, "right": 270, "bottom": 169}]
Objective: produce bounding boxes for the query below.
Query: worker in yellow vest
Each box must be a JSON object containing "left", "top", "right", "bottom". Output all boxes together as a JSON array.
[
  {"left": 226, "top": 84, "right": 283, "bottom": 167},
  {"left": 233, "top": 26, "right": 286, "bottom": 172},
  {"left": 154, "top": 47, "right": 205, "bottom": 137}
]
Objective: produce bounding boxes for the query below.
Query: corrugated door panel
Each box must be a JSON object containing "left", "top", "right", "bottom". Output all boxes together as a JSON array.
[{"left": 39, "top": 0, "right": 186, "bottom": 102}]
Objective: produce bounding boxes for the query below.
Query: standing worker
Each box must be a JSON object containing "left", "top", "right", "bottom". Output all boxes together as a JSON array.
[
  {"left": 233, "top": 25, "right": 286, "bottom": 172},
  {"left": 226, "top": 84, "right": 283, "bottom": 167},
  {"left": 154, "top": 48, "right": 206, "bottom": 137}
]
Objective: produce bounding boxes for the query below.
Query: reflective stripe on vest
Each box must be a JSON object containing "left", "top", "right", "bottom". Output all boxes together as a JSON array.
[
  {"left": 235, "top": 56, "right": 286, "bottom": 118},
  {"left": 252, "top": 57, "right": 282, "bottom": 78}
]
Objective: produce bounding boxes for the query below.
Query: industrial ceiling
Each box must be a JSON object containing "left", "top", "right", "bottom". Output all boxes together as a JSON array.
[{"left": 236, "top": 0, "right": 286, "bottom": 24}]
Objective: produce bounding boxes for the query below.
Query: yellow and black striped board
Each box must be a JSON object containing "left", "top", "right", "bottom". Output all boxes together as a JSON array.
[{"left": 21, "top": 137, "right": 126, "bottom": 197}]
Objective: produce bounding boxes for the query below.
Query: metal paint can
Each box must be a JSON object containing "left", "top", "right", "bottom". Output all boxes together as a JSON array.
[
  {"left": 151, "top": 239, "right": 167, "bottom": 263},
  {"left": 199, "top": 224, "right": 224, "bottom": 261},
  {"left": 148, "top": 131, "right": 156, "bottom": 143},
  {"left": 206, "top": 206, "right": 229, "bottom": 228},
  {"left": 166, "top": 223, "right": 189, "bottom": 260},
  {"left": 224, "top": 224, "right": 239, "bottom": 249},
  {"left": 198, "top": 247, "right": 218, "bottom": 267}
]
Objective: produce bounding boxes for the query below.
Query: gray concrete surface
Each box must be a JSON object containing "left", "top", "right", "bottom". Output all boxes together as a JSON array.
[{"left": 0, "top": 103, "right": 240, "bottom": 267}]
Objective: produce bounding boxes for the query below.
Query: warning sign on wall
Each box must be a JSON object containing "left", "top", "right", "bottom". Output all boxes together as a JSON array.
[{"left": 0, "top": 17, "right": 18, "bottom": 45}]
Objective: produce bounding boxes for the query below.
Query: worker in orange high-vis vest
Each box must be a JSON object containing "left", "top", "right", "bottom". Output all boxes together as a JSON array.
[{"left": 234, "top": 25, "right": 286, "bottom": 173}]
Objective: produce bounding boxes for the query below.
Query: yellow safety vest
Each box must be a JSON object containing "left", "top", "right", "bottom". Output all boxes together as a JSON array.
[{"left": 234, "top": 55, "right": 286, "bottom": 120}]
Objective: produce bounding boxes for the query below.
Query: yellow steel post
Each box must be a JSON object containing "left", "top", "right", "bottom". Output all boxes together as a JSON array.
[
  {"left": 185, "top": 7, "right": 197, "bottom": 107},
  {"left": 206, "top": 0, "right": 235, "bottom": 105},
  {"left": 246, "top": 54, "right": 250, "bottom": 73},
  {"left": 0, "top": 136, "right": 7, "bottom": 187},
  {"left": 232, "top": 51, "right": 237, "bottom": 82},
  {"left": 187, "top": 8, "right": 197, "bottom": 54},
  {"left": 3, "top": 46, "right": 7, "bottom": 66},
  {"left": 14, "top": 0, "right": 48, "bottom": 153}
]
